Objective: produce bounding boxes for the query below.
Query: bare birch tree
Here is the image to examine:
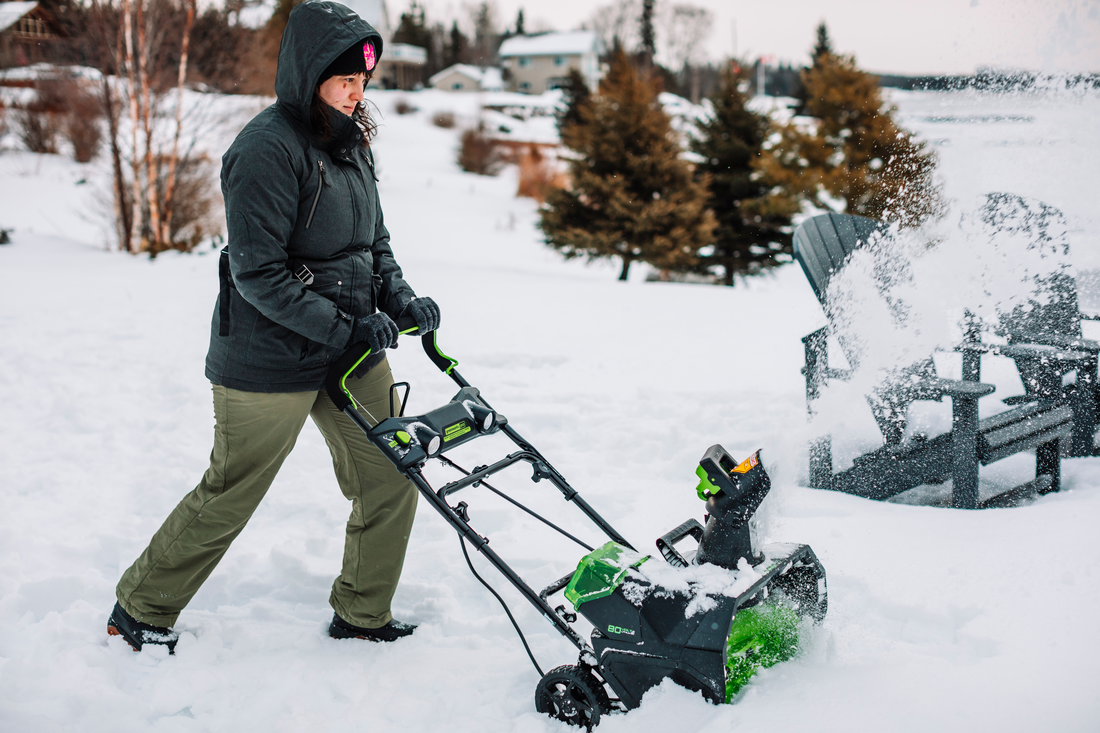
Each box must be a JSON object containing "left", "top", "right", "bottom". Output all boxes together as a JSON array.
[
  {"left": 93, "top": 0, "right": 214, "bottom": 254},
  {"left": 660, "top": 3, "right": 712, "bottom": 102}
]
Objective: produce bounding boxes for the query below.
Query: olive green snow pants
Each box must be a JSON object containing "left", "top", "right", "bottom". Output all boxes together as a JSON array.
[{"left": 116, "top": 356, "right": 417, "bottom": 629}]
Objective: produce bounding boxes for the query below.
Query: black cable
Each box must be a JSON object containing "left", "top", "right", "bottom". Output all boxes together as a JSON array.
[
  {"left": 438, "top": 455, "right": 594, "bottom": 552},
  {"left": 459, "top": 535, "right": 545, "bottom": 678}
]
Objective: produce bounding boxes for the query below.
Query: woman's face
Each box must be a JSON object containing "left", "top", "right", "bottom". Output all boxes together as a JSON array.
[{"left": 319, "top": 72, "right": 367, "bottom": 117}]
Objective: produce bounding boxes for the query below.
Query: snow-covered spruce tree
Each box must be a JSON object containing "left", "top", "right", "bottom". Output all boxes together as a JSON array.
[
  {"left": 539, "top": 51, "right": 716, "bottom": 281},
  {"left": 691, "top": 62, "right": 792, "bottom": 286},
  {"left": 758, "top": 52, "right": 939, "bottom": 225}
]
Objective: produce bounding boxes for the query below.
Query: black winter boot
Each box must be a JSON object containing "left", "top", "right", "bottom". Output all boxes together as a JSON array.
[
  {"left": 328, "top": 613, "right": 417, "bottom": 642},
  {"left": 107, "top": 602, "right": 179, "bottom": 653}
]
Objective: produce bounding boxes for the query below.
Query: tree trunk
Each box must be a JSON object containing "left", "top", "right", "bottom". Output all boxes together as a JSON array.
[
  {"left": 122, "top": 0, "right": 143, "bottom": 253},
  {"left": 101, "top": 73, "right": 130, "bottom": 252},
  {"left": 160, "top": 0, "right": 196, "bottom": 247},
  {"left": 618, "top": 257, "right": 631, "bottom": 281},
  {"left": 137, "top": 1, "right": 161, "bottom": 251}
]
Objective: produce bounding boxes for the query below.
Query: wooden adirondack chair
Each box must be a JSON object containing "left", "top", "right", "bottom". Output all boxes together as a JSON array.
[
  {"left": 793, "top": 211, "right": 1085, "bottom": 509},
  {"left": 982, "top": 193, "right": 1100, "bottom": 457}
]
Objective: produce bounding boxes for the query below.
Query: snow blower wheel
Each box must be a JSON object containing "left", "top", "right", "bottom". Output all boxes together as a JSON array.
[{"left": 534, "top": 665, "right": 611, "bottom": 729}]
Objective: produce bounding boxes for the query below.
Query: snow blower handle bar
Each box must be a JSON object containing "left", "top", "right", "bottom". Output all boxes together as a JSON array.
[{"left": 325, "top": 315, "right": 459, "bottom": 413}]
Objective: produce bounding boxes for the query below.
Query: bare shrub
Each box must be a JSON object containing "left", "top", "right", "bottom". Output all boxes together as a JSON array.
[
  {"left": 56, "top": 80, "right": 103, "bottom": 163},
  {"left": 432, "top": 111, "right": 456, "bottom": 128},
  {"left": 458, "top": 123, "right": 504, "bottom": 176},
  {"left": 394, "top": 98, "right": 417, "bottom": 115},
  {"left": 15, "top": 110, "right": 62, "bottom": 154},
  {"left": 515, "top": 145, "right": 568, "bottom": 203},
  {"left": 14, "top": 77, "right": 103, "bottom": 162},
  {"left": 146, "top": 154, "right": 222, "bottom": 256}
]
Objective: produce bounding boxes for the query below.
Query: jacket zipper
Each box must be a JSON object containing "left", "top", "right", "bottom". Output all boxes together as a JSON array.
[{"left": 305, "top": 160, "right": 328, "bottom": 229}]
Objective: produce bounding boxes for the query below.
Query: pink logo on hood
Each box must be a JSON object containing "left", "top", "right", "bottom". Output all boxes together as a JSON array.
[{"left": 363, "top": 42, "right": 376, "bottom": 71}]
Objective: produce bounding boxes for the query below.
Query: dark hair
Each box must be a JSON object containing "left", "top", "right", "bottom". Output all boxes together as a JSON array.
[{"left": 310, "top": 72, "right": 377, "bottom": 148}]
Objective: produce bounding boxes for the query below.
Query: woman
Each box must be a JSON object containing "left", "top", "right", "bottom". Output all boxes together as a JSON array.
[{"left": 107, "top": 1, "right": 438, "bottom": 651}]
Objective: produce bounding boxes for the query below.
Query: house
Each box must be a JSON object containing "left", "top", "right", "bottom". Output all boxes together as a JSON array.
[
  {"left": 0, "top": 1, "right": 63, "bottom": 68},
  {"left": 380, "top": 42, "right": 426, "bottom": 90},
  {"left": 497, "top": 31, "right": 603, "bottom": 94},
  {"left": 429, "top": 64, "right": 504, "bottom": 92}
]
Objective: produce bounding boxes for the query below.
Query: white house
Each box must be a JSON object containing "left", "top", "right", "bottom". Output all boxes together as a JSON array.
[
  {"left": 429, "top": 64, "right": 504, "bottom": 92},
  {"left": 497, "top": 31, "right": 603, "bottom": 94}
]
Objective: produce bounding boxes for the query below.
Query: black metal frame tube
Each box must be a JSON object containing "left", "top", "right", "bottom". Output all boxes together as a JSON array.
[{"left": 404, "top": 464, "right": 592, "bottom": 653}]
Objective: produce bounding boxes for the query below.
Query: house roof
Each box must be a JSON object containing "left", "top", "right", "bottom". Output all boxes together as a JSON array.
[
  {"left": 0, "top": 2, "right": 39, "bottom": 34},
  {"left": 429, "top": 64, "right": 503, "bottom": 90},
  {"left": 498, "top": 31, "right": 601, "bottom": 58}
]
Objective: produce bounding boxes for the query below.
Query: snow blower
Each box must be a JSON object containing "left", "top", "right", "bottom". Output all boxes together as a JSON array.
[{"left": 325, "top": 323, "right": 828, "bottom": 728}]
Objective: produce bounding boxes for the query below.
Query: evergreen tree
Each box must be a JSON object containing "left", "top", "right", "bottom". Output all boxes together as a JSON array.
[
  {"left": 515, "top": 8, "right": 525, "bottom": 36},
  {"left": 639, "top": 0, "right": 655, "bottom": 65},
  {"left": 539, "top": 52, "right": 716, "bottom": 281},
  {"left": 445, "top": 21, "right": 470, "bottom": 67},
  {"left": 555, "top": 67, "right": 590, "bottom": 133},
  {"left": 811, "top": 22, "right": 833, "bottom": 66},
  {"left": 692, "top": 63, "right": 791, "bottom": 286},
  {"left": 757, "top": 51, "right": 939, "bottom": 225}
]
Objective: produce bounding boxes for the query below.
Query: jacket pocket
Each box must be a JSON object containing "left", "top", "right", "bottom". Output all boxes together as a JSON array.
[
  {"left": 305, "top": 160, "right": 329, "bottom": 230},
  {"left": 298, "top": 279, "right": 342, "bottom": 364},
  {"left": 242, "top": 280, "right": 342, "bottom": 370}
]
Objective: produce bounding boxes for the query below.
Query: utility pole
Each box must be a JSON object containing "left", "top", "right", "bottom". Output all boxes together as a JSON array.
[{"left": 757, "top": 54, "right": 773, "bottom": 96}]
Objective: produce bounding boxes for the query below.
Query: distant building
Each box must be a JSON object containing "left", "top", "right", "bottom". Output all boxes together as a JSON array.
[
  {"left": 497, "top": 31, "right": 603, "bottom": 94},
  {"left": 429, "top": 64, "right": 504, "bottom": 92},
  {"left": 0, "top": 1, "right": 64, "bottom": 68},
  {"left": 380, "top": 42, "right": 426, "bottom": 90}
]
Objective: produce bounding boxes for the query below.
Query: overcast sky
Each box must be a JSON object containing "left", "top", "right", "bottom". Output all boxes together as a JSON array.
[{"left": 412, "top": 0, "right": 1100, "bottom": 75}]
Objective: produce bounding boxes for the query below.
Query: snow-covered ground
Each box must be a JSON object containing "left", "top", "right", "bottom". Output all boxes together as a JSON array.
[{"left": 1, "top": 85, "right": 1098, "bottom": 732}]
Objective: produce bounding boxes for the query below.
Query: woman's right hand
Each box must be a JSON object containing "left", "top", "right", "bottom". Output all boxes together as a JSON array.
[{"left": 351, "top": 312, "right": 400, "bottom": 352}]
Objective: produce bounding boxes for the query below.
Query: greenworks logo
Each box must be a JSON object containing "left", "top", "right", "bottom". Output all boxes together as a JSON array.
[
  {"left": 443, "top": 421, "right": 471, "bottom": 442},
  {"left": 607, "top": 625, "right": 635, "bottom": 636}
]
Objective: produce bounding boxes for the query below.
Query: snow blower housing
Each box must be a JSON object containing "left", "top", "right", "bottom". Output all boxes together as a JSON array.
[
  {"left": 557, "top": 446, "right": 827, "bottom": 710},
  {"left": 325, "top": 326, "right": 828, "bottom": 727}
]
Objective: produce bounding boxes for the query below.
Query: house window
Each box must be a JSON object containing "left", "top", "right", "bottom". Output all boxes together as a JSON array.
[
  {"left": 554, "top": 56, "right": 566, "bottom": 66},
  {"left": 519, "top": 81, "right": 531, "bottom": 91},
  {"left": 518, "top": 57, "right": 530, "bottom": 68},
  {"left": 452, "top": 82, "right": 463, "bottom": 90}
]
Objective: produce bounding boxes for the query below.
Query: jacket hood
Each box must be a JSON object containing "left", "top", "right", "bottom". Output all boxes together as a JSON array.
[{"left": 275, "top": 1, "right": 382, "bottom": 131}]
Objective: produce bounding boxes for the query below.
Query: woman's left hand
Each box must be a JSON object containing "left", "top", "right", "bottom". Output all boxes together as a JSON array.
[{"left": 404, "top": 297, "right": 441, "bottom": 333}]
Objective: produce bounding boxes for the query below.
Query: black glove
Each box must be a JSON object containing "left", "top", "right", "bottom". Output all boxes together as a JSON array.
[
  {"left": 403, "top": 297, "right": 441, "bottom": 333},
  {"left": 351, "top": 312, "right": 400, "bottom": 353}
]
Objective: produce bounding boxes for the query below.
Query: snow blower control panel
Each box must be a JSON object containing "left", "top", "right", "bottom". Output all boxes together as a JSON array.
[{"left": 369, "top": 387, "right": 506, "bottom": 470}]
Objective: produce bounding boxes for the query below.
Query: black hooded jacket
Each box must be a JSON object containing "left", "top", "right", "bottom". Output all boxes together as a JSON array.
[{"left": 205, "top": 0, "right": 415, "bottom": 392}]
